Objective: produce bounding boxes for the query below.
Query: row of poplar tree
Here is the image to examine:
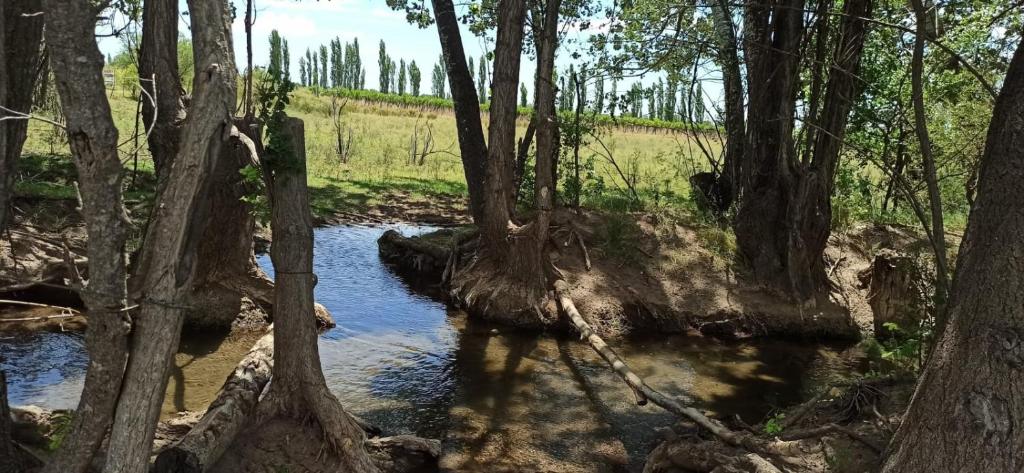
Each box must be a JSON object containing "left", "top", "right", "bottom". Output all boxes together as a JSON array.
[
  {"left": 293, "top": 36, "right": 704, "bottom": 122},
  {"left": 294, "top": 36, "right": 496, "bottom": 102}
]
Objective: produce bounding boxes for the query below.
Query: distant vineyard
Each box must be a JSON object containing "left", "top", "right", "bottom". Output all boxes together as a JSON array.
[{"left": 316, "top": 87, "right": 718, "bottom": 133}]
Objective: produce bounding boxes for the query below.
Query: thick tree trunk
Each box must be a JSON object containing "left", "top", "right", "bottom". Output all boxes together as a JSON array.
[
  {"left": 479, "top": 0, "right": 526, "bottom": 248},
  {"left": 449, "top": 0, "right": 553, "bottom": 325},
  {"left": 39, "top": 2, "right": 132, "bottom": 472},
  {"left": 431, "top": 0, "right": 487, "bottom": 222},
  {"left": 138, "top": 0, "right": 186, "bottom": 184},
  {"left": 260, "top": 118, "right": 378, "bottom": 472},
  {"left": 735, "top": 0, "right": 810, "bottom": 300},
  {"left": 0, "top": 0, "right": 44, "bottom": 233},
  {"left": 735, "top": 0, "right": 870, "bottom": 303},
  {"left": 103, "top": 1, "right": 238, "bottom": 471},
  {"left": 153, "top": 331, "right": 273, "bottom": 473},
  {"left": 880, "top": 42, "right": 1024, "bottom": 473},
  {"left": 188, "top": 118, "right": 265, "bottom": 329},
  {"left": 139, "top": 0, "right": 262, "bottom": 331}
]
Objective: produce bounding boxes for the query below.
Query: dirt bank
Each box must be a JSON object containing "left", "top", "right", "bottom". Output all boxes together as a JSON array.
[{"left": 378, "top": 209, "right": 915, "bottom": 340}]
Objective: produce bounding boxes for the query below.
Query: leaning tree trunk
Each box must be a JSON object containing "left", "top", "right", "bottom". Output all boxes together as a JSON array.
[
  {"left": 102, "top": 0, "right": 237, "bottom": 471},
  {"left": 432, "top": 0, "right": 487, "bottom": 222},
  {"left": 39, "top": 2, "right": 132, "bottom": 472},
  {"left": 138, "top": 0, "right": 269, "bottom": 331},
  {"left": 735, "top": 0, "right": 870, "bottom": 304},
  {"left": 909, "top": 0, "right": 950, "bottom": 329},
  {"left": 259, "top": 118, "right": 379, "bottom": 472},
  {"left": 880, "top": 41, "right": 1024, "bottom": 473},
  {"left": 0, "top": 0, "right": 44, "bottom": 234}
]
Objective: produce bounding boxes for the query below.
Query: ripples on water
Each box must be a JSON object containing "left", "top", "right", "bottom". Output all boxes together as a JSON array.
[{"left": 1, "top": 224, "right": 857, "bottom": 471}]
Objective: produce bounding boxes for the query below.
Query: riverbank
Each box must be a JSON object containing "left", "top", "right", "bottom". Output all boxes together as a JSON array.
[{"left": 377, "top": 207, "right": 922, "bottom": 341}]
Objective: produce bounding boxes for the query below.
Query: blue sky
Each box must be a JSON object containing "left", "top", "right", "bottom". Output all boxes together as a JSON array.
[{"left": 97, "top": 0, "right": 722, "bottom": 108}]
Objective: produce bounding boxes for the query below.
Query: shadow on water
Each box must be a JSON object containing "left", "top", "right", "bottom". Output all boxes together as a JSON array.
[{"left": 1, "top": 224, "right": 858, "bottom": 472}]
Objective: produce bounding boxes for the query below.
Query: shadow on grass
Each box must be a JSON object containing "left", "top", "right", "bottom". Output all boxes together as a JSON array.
[{"left": 308, "top": 174, "right": 467, "bottom": 217}]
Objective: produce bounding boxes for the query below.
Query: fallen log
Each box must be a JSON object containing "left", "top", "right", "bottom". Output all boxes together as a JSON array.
[
  {"left": 153, "top": 330, "right": 274, "bottom": 473},
  {"left": 554, "top": 280, "right": 806, "bottom": 458}
]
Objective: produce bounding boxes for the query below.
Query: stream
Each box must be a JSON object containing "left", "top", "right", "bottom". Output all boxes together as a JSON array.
[{"left": 0, "top": 224, "right": 858, "bottom": 471}]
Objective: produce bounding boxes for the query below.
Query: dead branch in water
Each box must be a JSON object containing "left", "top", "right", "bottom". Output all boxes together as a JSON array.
[
  {"left": 554, "top": 280, "right": 810, "bottom": 459},
  {"left": 0, "top": 299, "right": 81, "bottom": 315}
]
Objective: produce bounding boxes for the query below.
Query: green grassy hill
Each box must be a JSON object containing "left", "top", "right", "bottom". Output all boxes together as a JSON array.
[{"left": 20, "top": 85, "right": 718, "bottom": 217}]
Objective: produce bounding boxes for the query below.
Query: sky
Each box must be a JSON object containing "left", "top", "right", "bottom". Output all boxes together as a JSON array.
[{"left": 96, "top": 0, "right": 723, "bottom": 108}]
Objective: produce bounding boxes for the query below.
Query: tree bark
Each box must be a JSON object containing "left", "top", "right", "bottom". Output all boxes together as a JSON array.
[
  {"left": 103, "top": 1, "right": 238, "bottom": 471},
  {"left": 478, "top": 0, "right": 526, "bottom": 258},
  {"left": 260, "top": 118, "right": 378, "bottom": 472},
  {"left": 735, "top": 0, "right": 811, "bottom": 300},
  {"left": 39, "top": 2, "right": 132, "bottom": 471},
  {"left": 188, "top": 118, "right": 265, "bottom": 329},
  {"left": 709, "top": 0, "right": 744, "bottom": 198},
  {"left": 0, "top": 0, "right": 45, "bottom": 234},
  {"left": 909, "top": 0, "right": 950, "bottom": 328},
  {"left": 735, "top": 0, "right": 871, "bottom": 303},
  {"left": 532, "top": 0, "right": 560, "bottom": 254},
  {"left": 880, "top": 41, "right": 1024, "bottom": 473},
  {"left": 431, "top": 0, "right": 487, "bottom": 222},
  {"left": 138, "top": 0, "right": 186, "bottom": 185}
]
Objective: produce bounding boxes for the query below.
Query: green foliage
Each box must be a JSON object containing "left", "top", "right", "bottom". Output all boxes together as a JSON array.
[
  {"left": 763, "top": 412, "right": 785, "bottom": 435},
  {"left": 239, "top": 165, "right": 270, "bottom": 226},
  {"left": 259, "top": 30, "right": 297, "bottom": 171},
  {"left": 862, "top": 321, "right": 933, "bottom": 376},
  {"left": 47, "top": 411, "right": 74, "bottom": 452}
]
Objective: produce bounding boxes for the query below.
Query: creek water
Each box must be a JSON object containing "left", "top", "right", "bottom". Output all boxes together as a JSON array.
[{"left": 0, "top": 225, "right": 858, "bottom": 471}]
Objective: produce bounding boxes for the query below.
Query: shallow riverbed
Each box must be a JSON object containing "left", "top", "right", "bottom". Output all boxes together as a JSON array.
[{"left": 0, "top": 224, "right": 859, "bottom": 471}]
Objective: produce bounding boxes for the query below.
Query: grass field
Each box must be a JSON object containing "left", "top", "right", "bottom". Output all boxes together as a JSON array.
[{"left": 19, "top": 85, "right": 718, "bottom": 217}]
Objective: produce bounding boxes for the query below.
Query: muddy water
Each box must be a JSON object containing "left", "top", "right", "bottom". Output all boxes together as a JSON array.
[{"left": 0, "top": 225, "right": 858, "bottom": 471}]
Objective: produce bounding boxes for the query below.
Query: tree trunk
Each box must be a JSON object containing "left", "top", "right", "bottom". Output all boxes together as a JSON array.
[
  {"left": 880, "top": 41, "right": 1024, "bottom": 473},
  {"left": 103, "top": 1, "right": 238, "bottom": 471},
  {"left": 260, "top": 118, "right": 378, "bottom": 472},
  {"left": 735, "top": 0, "right": 870, "bottom": 303},
  {"left": 138, "top": 0, "right": 263, "bottom": 331},
  {"left": 0, "top": 0, "right": 44, "bottom": 234},
  {"left": 0, "top": 1, "right": 6, "bottom": 234},
  {"left": 735, "top": 0, "right": 811, "bottom": 300},
  {"left": 431, "top": 0, "right": 487, "bottom": 222},
  {"left": 709, "top": 0, "right": 744, "bottom": 198},
  {"left": 188, "top": 118, "right": 266, "bottom": 329},
  {"left": 532, "top": 0, "right": 560, "bottom": 254},
  {"left": 138, "top": 0, "right": 186, "bottom": 184},
  {"left": 909, "top": 0, "right": 950, "bottom": 328},
  {"left": 39, "top": 2, "right": 132, "bottom": 471}
]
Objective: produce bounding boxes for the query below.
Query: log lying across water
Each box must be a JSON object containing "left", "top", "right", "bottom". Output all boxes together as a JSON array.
[
  {"left": 153, "top": 330, "right": 274, "bottom": 473},
  {"left": 553, "top": 280, "right": 803, "bottom": 458}
]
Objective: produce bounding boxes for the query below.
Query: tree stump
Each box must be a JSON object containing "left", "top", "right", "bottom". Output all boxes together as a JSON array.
[{"left": 858, "top": 249, "right": 927, "bottom": 339}]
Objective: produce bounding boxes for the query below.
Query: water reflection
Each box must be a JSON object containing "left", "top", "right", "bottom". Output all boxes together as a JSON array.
[{"left": 1, "top": 224, "right": 857, "bottom": 472}]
